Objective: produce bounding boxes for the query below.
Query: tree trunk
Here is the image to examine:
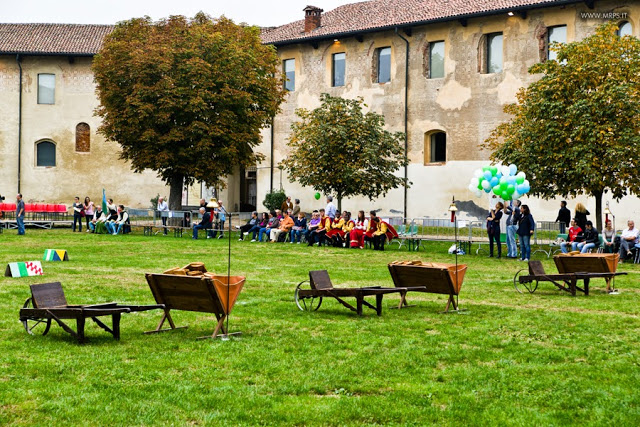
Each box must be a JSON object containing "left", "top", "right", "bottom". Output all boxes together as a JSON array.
[
  {"left": 337, "top": 195, "right": 342, "bottom": 213},
  {"left": 169, "top": 174, "right": 184, "bottom": 210},
  {"left": 593, "top": 189, "right": 603, "bottom": 231}
]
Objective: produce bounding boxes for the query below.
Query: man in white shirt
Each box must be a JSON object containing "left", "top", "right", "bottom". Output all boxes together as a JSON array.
[
  {"left": 325, "top": 196, "right": 337, "bottom": 220},
  {"left": 619, "top": 220, "right": 640, "bottom": 261},
  {"left": 157, "top": 196, "right": 169, "bottom": 235}
]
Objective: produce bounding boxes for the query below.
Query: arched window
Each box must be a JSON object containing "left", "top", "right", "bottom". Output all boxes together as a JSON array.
[
  {"left": 618, "top": 21, "right": 632, "bottom": 37},
  {"left": 424, "top": 131, "right": 446, "bottom": 164},
  {"left": 36, "top": 140, "right": 56, "bottom": 167},
  {"left": 76, "top": 122, "right": 90, "bottom": 152}
]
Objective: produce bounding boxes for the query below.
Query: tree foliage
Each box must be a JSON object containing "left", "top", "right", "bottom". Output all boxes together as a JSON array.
[
  {"left": 281, "top": 94, "right": 408, "bottom": 211},
  {"left": 93, "top": 13, "right": 285, "bottom": 209},
  {"left": 484, "top": 22, "right": 640, "bottom": 229},
  {"left": 262, "top": 189, "right": 286, "bottom": 212}
]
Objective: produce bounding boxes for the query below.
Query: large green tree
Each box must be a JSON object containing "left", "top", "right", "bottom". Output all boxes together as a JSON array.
[
  {"left": 281, "top": 93, "right": 408, "bottom": 211},
  {"left": 93, "top": 13, "right": 285, "bottom": 209},
  {"left": 484, "top": 22, "right": 640, "bottom": 229}
]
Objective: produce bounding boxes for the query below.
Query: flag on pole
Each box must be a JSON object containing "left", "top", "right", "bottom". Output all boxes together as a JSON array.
[{"left": 102, "top": 188, "right": 108, "bottom": 214}]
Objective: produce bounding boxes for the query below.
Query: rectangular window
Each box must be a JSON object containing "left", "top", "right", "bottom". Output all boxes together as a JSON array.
[
  {"left": 487, "top": 33, "right": 503, "bottom": 73},
  {"left": 38, "top": 74, "right": 55, "bottom": 104},
  {"left": 332, "top": 52, "right": 345, "bottom": 87},
  {"left": 548, "top": 25, "right": 567, "bottom": 61},
  {"left": 283, "top": 59, "right": 295, "bottom": 91},
  {"left": 377, "top": 47, "right": 391, "bottom": 83},
  {"left": 430, "top": 132, "right": 446, "bottom": 163},
  {"left": 429, "top": 41, "right": 445, "bottom": 79}
]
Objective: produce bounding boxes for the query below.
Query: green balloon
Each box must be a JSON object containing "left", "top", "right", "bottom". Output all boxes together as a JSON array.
[
  {"left": 507, "top": 184, "right": 515, "bottom": 194},
  {"left": 489, "top": 166, "right": 498, "bottom": 176},
  {"left": 502, "top": 191, "right": 510, "bottom": 200},
  {"left": 482, "top": 166, "right": 490, "bottom": 173},
  {"left": 314, "top": 192, "right": 321, "bottom": 200},
  {"left": 477, "top": 182, "right": 483, "bottom": 190},
  {"left": 500, "top": 181, "right": 508, "bottom": 191},
  {"left": 516, "top": 175, "right": 525, "bottom": 184}
]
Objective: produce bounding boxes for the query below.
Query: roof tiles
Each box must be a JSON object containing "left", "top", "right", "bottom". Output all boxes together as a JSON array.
[{"left": 0, "top": 23, "right": 114, "bottom": 55}]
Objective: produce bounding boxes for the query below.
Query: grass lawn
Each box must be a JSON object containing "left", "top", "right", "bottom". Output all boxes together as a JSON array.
[{"left": 1, "top": 229, "right": 639, "bottom": 425}]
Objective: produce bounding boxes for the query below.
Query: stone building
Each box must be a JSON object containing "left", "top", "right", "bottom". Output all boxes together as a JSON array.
[
  {"left": 1, "top": 0, "right": 639, "bottom": 221},
  {"left": 0, "top": 24, "right": 170, "bottom": 208},
  {"left": 259, "top": 0, "right": 640, "bottom": 220}
]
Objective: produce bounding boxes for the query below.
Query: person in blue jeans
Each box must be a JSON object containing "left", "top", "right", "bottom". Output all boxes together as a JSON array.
[
  {"left": 289, "top": 212, "right": 307, "bottom": 243},
  {"left": 257, "top": 211, "right": 279, "bottom": 242},
  {"left": 16, "top": 194, "right": 25, "bottom": 235},
  {"left": 505, "top": 200, "right": 521, "bottom": 258},
  {"left": 517, "top": 204, "right": 535, "bottom": 261},
  {"left": 577, "top": 221, "right": 599, "bottom": 253},
  {"left": 192, "top": 207, "right": 212, "bottom": 240},
  {"left": 249, "top": 213, "right": 268, "bottom": 242}
]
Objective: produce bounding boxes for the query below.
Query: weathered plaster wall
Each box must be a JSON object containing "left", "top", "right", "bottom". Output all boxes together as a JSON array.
[
  {"left": 259, "top": 0, "right": 640, "bottom": 222},
  {"left": 0, "top": 55, "right": 169, "bottom": 207}
]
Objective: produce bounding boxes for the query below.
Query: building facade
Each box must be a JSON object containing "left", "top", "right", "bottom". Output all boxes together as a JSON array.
[
  {"left": 259, "top": 0, "right": 640, "bottom": 221},
  {"left": 1, "top": 0, "right": 639, "bottom": 221}
]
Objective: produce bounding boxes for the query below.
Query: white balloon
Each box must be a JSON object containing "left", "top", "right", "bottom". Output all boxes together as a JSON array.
[
  {"left": 509, "top": 164, "right": 517, "bottom": 175},
  {"left": 502, "top": 166, "right": 510, "bottom": 177},
  {"left": 512, "top": 191, "right": 521, "bottom": 200},
  {"left": 482, "top": 180, "right": 491, "bottom": 190},
  {"left": 471, "top": 178, "right": 479, "bottom": 187},
  {"left": 474, "top": 169, "right": 483, "bottom": 178},
  {"left": 474, "top": 189, "right": 483, "bottom": 198}
]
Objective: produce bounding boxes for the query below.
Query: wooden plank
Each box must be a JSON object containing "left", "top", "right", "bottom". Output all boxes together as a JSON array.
[{"left": 30, "top": 282, "right": 67, "bottom": 308}]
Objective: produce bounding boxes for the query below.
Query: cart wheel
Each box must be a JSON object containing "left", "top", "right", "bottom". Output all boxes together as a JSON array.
[
  {"left": 21, "top": 298, "right": 52, "bottom": 335},
  {"left": 513, "top": 269, "right": 538, "bottom": 294},
  {"left": 295, "top": 281, "right": 322, "bottom": 312}
]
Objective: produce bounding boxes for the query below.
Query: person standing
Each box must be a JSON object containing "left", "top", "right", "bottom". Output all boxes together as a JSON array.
[
  {"left": 157, "top": 196, "right": 169, "bottom": 235},
  {"left": 16, "top": 194, "right": 25, "bottom": 235},
  {"left": 83, "top": 197, "right": 94, "bottom": 232},
  {"left": 281, "top": 196, "right": 293, "bottom": 213},
  {"left": 325, "top": 196, "right": 337, "bottom": 220},
  {"left": 292, "top": 199, "right": 301, "bottom": 217},
  {"left": 517, "top": 204, "right": 535, "bottom": 261},
  {"left": 487, "top": 202, "right": 504, "bottom": 258},
  {"left": 555, "top": 201, "right": 571, "bottom": 234},
  {"left": 505, "top": 200, "right": 521, "bottom": 259},
  {"left": 574, "top": 203, "right": 589, "bottom": 232},
  {"left": 211, "top": 201, "right": 227, "bottom": 239},
  {"left": 72, "top": 196, "right": 84, "bottom": 232}
]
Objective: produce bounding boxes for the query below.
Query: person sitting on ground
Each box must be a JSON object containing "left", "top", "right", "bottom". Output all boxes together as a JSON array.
[
  {"left": 191, "top": 207, "right": 212, "bottom": 240},
  {"left": 619, "top": 220, "right": 640, "bottom": 261},
  {"left": 602, "top": 219, "right": 616, "bottom": 253},
  {"left": 107, "top": 205, "right": 130, "bottom": 235},
  {"left": 577, "top": 221, "right": 599, "bottom": 253},
  {"left": 89, "top": 206, "right": 105, "bottom": 233},
  {"left": 350, "top": 210, "right": 369, "bottom": 249},
  {"left": 560, "top": 219, "right": 583, "bottom": 253},
  {"left": 304, "top": 211, "right": 321, "bottom": 244},
  {"left": 258, "top": 211, "right": 279, "bottom": 242},
  {"left": 249, "top": 212, "right": 269, "bottom": 242},
  {"left": 237, "top": 211, "right": 259, "bottom": 241},
  {"left": 270, "top": 209, "right": 294, "bottom": 242},
  {"left": 290, "top": 211, "right": 307, "bottom": 244}
]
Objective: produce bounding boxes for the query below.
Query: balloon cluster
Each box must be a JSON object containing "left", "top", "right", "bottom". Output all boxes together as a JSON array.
[{"left": 468, "top": 164, "right": 530, "bottom": 201}]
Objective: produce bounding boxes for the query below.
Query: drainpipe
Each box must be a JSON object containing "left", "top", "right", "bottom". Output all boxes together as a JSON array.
[
  {"left": 270, "top": 118, "right": 275, "bottom": 192},
  {"left": 16, "top": 54, "right": 23, "bottom": 193},
  {"left": 395, "top": 28, "right": 409, "bottom": 220}
]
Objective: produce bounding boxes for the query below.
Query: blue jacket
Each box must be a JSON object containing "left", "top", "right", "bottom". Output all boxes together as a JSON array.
[{"left": 517, "top": 214, "right": 535, "bottom": 237}]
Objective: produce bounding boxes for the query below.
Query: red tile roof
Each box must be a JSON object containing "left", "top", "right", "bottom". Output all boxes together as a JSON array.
[
  {"left": 0, "top": 23, "right": 114, "bottom": 55},
  {"left": 262, "top": 0, "right": 583, "bottom": 45}
]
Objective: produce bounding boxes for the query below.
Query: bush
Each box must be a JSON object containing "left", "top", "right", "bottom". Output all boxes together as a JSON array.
[
  {"left": 263, "top": 190, "right": 287, "bottom": 212},
  {"left": 150, "top": 193, "right": 160, "bottom": 210}
]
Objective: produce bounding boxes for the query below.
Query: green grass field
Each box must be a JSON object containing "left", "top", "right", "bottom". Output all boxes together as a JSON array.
[{"left": 1, "top": 229, "right": 639, "bottom": 425}]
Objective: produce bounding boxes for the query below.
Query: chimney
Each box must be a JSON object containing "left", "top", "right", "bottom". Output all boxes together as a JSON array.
[{"left": 304, "top": 6, "right": 323, "bottom": 33}]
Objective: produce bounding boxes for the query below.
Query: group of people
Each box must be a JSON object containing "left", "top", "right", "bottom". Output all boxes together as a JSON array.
[
  {"left": 235, "top": 196, "right": 395, "bottom": 251},
  {"left": 191, "top": 198, "right": 228, "bottom": 240},
  {"left": 561, "top": 217, "right": 639, "bottom": 262},
  {"left": 486, "top": 200, "right": 535, "bottom": 260},
  {"left": 72, "top": 196, "right": 130, "bottom": 235}
]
